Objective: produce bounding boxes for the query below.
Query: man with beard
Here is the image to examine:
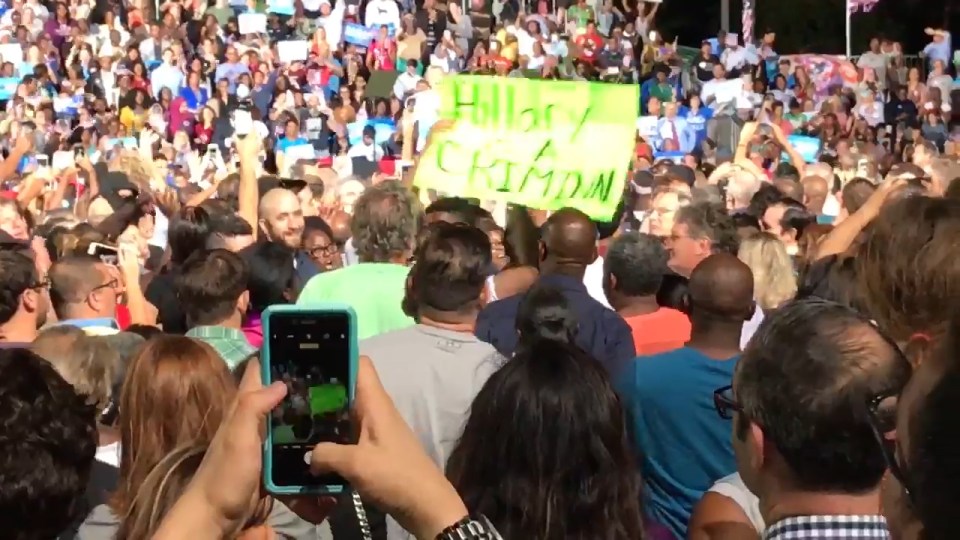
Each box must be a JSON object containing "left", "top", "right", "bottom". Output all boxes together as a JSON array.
[
  {"left": 0, "top": 247, "right": 50, "bottom": 344},
  {"left": 258, "top": 187, "right": 320, "bottom": 282}
]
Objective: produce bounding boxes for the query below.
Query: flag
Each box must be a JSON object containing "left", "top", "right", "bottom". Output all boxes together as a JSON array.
[
  {"left": 848, "top": 0, "right": 880, "bottom": 14},
  {"left": 742, "top": 0, "right": 754, "bottom": 45}
]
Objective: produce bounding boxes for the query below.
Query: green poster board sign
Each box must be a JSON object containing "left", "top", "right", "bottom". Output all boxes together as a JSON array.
[{"left": 414, "top": 76, "right": 638, "bottom": 221}]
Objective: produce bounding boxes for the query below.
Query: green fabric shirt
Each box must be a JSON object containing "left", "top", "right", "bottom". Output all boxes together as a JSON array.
[
  {"left": 567, "top": 5, "right": 593, "bottom": 28},
  {"left": 186, "top": 326, "right": 258, "bottom": 370},
  {"left": 297, "top": 263, "right": 414, "bottom": 340},
  {"left": 650, "top": 83, "right": 674, "bottom": 104}
]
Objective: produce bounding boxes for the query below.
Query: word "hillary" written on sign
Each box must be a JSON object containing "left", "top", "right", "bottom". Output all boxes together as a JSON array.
[{"left": 414, "top": 76, "right": 638, "bottom": 221}]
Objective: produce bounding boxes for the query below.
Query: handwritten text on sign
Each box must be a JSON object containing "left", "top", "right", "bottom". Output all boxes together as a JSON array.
[{"left": 414, "top": 77, "right": 637, "bottom": 220}]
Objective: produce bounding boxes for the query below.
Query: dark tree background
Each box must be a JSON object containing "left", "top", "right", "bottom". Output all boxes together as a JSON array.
[{"left": 654, "top": 0, "right": 958, "bottom": 55}]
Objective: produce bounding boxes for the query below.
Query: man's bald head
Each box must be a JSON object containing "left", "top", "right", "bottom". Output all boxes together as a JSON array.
[
  {"left": 258, "top": 188, "right": 299, "bottom": 219},
  {"left": 802, "top": 175, "right": 829, "bottom": 214},
  {"left": 258, "top": 188, "right": 305, "bottom": 249},
  {"left": 327, "top": 210, "right": 352, "bottom": 244},
  {"left": 688, "top": 253, "right": 755, "bottom": 321},
  {"left": 540, "top": 208, "right": 598, "bottom": 268}
]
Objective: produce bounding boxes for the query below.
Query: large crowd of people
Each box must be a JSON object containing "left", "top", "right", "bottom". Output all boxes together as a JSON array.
[{"left": 0, "top": 0, "right": 959, "bottom": 538}]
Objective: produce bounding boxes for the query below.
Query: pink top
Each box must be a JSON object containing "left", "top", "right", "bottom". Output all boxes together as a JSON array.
[{"left": 242, "top": 312, "right": 263, "bottom": 349}]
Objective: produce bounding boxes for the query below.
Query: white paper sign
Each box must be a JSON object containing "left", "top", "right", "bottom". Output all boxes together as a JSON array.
[
  {"left": 277, "top": 40, "right": 309, "bottom": 63},
  {"left": 238, "top": 13, "right": 267, "bottom": 35},
  {"left": 284, "top": 143, "right": 317, "bottom": 162},
  {"left": 711, "top": 79, "right": 744, "bottom": 105},
  {"left": 52, "top": 151, "right": 74, "bottom": 171},
  {"left": 0, "top": 43, "right": 22, "bottom": 64}
]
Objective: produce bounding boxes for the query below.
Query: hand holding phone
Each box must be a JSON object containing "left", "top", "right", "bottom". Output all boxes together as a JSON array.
[
  {"left": 262, "top": 305, "right": 358, "bottom": 495},
  {"left": 87, "top": 242, "right": 119, "bottom": 265}
]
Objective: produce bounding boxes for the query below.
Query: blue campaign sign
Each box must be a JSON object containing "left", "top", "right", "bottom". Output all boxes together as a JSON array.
[
  {"left": 106, "top": 137, "right": 139, "bottom": 150},
  {"left": 784, "top": 134, "right": 822, "bottom": 163},
  {"left": 344, "top": 23, "right": 397, "bottom": 47},
  {"left": 343, "top": 23, "right": 375, "bottom": 47},
  {"left": 653, "top": 151, "right": 686, "bottom": 164},
  {"left": 347, "top": 119, "right": 396, "bottom": 146},
  {"left": 0, "top": 77, "right": 19, "bottom": 100},
  {"left": 267, "top": 0, "right": 295, "bottom": 16}
]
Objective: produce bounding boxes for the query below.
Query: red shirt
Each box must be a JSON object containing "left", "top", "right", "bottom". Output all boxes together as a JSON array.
[
  {"left": 575, "top": 32, "right": 603, "bottom": 63},
  {"left": 116, "top": 304, "right": 131, "bottom": 330},
  {"left": 370, "top": 39, "right": 396, "bottom": 71},
  {"left": 194, "top": 124, "right": 213, "bottom": 146},
  {"left": 624, "top": 308, "right": 692, "bottom": 356}
]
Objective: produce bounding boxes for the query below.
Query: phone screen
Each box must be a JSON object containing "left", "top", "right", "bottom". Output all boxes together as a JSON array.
[
  {"left": 234, "top": 109, "right": 253, "bottom": 136},
  {"left": 267, "top": 310, "right": 353, "bottom": 490}
]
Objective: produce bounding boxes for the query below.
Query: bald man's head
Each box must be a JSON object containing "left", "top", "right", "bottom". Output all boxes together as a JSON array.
[
  {"left": 802, "top": 175, "right": 829, "bottom": 214},
  {"left": 688, "top": 253, "right": 755, "bottom": 322},
  {"left": 258, "top": 188, "right": 305, "bottom": 249},
  {"left": 327, "top": 210, "right": 352, "bottom": 244},
  {"left": 540, "top": 208, "right": 598, "bottom": 271}
]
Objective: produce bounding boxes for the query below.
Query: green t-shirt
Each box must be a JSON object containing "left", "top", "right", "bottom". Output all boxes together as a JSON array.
[
  {"left": 297, "top": 263, "right": 414, "bottom": 340},
  {"left": 567, "top": 5, "right": 593, "bottom": 28},
  {"left": 650, "top": 83, "right": 674, "bottom": 104}
]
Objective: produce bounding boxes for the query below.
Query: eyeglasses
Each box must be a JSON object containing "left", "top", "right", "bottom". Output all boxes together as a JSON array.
[
  {"left": 91, "top": 278, "right": 118, "bottom": 293},
  {"left": 308, "top": 244, "right": 338, "bottom": 258},
  {"left": 713, "top": 385, "right": 742, "bottom": 420},
  {"left": 866, "top": 387, "right": 914, "bottom": 504},
  {"left": 31, "top": 277, "right": 50, "bottom": 290}
]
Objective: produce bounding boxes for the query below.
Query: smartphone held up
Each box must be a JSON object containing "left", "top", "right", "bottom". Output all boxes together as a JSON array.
[{"left": 261, "top": 304, "right": 358, "bottom": 495}]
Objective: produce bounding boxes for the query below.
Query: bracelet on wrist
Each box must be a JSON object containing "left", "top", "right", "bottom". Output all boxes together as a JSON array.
[{"left": 435, "top": 514, "right": 502, "bottom": 540}]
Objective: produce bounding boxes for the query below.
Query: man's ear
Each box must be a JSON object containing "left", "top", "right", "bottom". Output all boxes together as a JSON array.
[
  {"left": 697, "top": 237, "right": 712, "bottom": 257},
  {"left": 237, "top": 290, "right": 250, "bottom": 315},
  {"left": 745, "top": 300, "right": 756, "bottom": 321},
  {"left": 21, "top": 289, "right": 37, "bottom": 313},
  {"left": 748, "top": 421, "right": 766, "bottom": 472}
]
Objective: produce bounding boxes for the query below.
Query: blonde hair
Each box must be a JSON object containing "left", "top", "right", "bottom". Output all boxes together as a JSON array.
[
  {"left": 738, "top": 232, "right": 797, "bottom": 311},
  {"left": 110, "top": 150, "right": 158, "bottom": 191},
  {"left": 32, "top": 326, "right": 120, "bottom": 409},
  {"left": 115, "top": 445, "right": 273, "bottom": 540}
]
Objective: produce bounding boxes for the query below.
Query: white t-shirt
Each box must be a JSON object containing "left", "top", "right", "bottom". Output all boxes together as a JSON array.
[
  {"left": 741, "top": 305, "right": 764, "bottom": 349},
  {"left": 583, "top": 255, "right": 613, "bottom": 309},
  {"left": 95, "top": 441, "right": 121, "bottom": 467},
  {"left": 708, "top": 473, "right": 764, "bottom": 533}
]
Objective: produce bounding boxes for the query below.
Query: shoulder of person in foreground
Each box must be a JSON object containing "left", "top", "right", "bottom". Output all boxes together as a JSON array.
[
  {"left": 687, "top": 490, "right": 760, "bottom": 540},
  {"left": 75, "top": 503, "right": 121, "bottom": 539},
  {"left": 266, "top": 499, "right": 317, "bottom": 540},
  {"left": 295, "top": 265, "right": 345, "bottom": 302}
]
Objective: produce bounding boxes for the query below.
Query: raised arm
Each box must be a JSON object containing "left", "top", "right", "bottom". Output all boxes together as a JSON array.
[{"left": 236, "top": 132, "right": 261, "bottom": 239}]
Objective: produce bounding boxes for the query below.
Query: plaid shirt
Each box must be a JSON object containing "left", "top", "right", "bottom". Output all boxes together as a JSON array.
[
  {"left": 764, "top": 515, "right": 890, "bottom": 540},
  {"left": 185, "top": 326, "right": 258, "bottom": 370}
]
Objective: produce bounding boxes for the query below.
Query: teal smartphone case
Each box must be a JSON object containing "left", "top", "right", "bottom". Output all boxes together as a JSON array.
[{"left": 261, "top": 303, "right": 358, "bottom": 495}]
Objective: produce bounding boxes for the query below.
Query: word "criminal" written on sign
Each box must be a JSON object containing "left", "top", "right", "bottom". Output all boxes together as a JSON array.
[{"left": 414, "top": 76, "right": 638, "bottom": 221}]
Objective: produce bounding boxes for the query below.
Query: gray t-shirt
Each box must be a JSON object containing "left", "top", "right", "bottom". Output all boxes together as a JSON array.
[
  {"left": 360, "top": 324, "right": 505, "bottom": 539},
  {"left": 75, "top": 499, "right": 318, "bottom": 539}
]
